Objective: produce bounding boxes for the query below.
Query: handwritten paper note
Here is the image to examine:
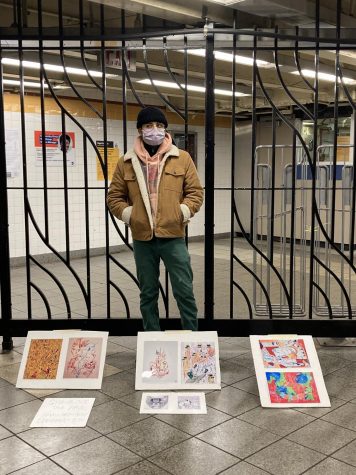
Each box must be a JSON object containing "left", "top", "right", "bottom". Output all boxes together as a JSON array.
[{"left": 30, "top": 398, "right": 95, "bottom": 427}]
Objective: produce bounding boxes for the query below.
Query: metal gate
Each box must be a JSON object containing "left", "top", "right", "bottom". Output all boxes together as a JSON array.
[{"left": 1, "top": 1, "right": 356, "bottom": 349}]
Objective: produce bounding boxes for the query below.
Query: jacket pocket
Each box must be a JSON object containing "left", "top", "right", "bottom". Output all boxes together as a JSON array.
[
  {"left": 124, "top": 173, "right": 139, "bottom": 197},
  {"left": 163, "top": 167, "right": 185, "bottom": 192}
]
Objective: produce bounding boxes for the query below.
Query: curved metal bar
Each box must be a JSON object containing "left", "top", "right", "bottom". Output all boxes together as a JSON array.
[
  {"left": 58, "top": 48, "right": 103, "bottom": 120},
  {"left": 78, "top": 0, "right": 103, "bottom": 91},
  {"left": 233, "top": 200, "right": 291, "bottom": 316},
  {"left": 274, "top": 27, "right": 314, "bottom": 120},
  {"left": 26, "top": 200, "right": 90, "bottom": 311},
  {"left": 255, "top": 63, "right": 356, "bottom": 278},
  {"left": 108, "top": 212, "right": 133, "bottom": 251},
  {"left": 338, "top": 63, "right": 356, "bottom": 267},
  {"left": 30, "top": 281, "right": 52, "bottom": 319},
  {"left": 314, "top": 255, "right": 352, "bottom": 318},
  {"left": 163, "top": 37, "right": 185, "bottom": 92},
  {"left": 233, "top": 281, "right": 253, "bottom": 319},
  {"left": 142, "top": 39, "right": 184, "bottom": 119},
  {"left": 110, "top": 280, "right": 131, "bottom": 319},
  {"left": 338, "top": 64, "right": 356, "bottom": 110},
  {"left": 312, "top": 281, "right": 333, "bottom": 319},
  {"left": 41, "top": 66, "right": 105, "bottom": 172},
  {"left": 123, "top": 53, "right": 145, "bottom": 108},
  {"left": 109, "top": 253, "right": 168, "bottom": 312},
  {"left": 79, "top": 47, "right": 103, "bottom": 91},
  {"left": 233, "top": 254, "right": 273, "bottom": 318},
  {"left": 109, "top": 254, "right": 139, "bottom": 287},
  {"left": 294, "top": 27, "right": 316, "bottom": 92},
  {"left": 29, "top": 255, "right": 71, "bottom": 318}
]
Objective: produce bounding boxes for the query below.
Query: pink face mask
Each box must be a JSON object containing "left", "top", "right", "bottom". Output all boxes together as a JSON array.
[{"left": 141, "top": 128, "right": 165, "bottom": 146}]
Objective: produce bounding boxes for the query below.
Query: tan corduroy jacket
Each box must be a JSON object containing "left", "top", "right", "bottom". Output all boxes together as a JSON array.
[{"left": 107, "top": 144, "right": 204, "bottom": 241}]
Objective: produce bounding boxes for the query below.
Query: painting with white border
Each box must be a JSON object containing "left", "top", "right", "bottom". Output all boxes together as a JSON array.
[
  {"left": 16, "top": 331, "right": 108, "bottom": 390},
  {"left": 250, "top": 335, "right": 330, "bottom": 407},
  {"left": 136, "top": 331, "right": 220, "bottom": 390}
]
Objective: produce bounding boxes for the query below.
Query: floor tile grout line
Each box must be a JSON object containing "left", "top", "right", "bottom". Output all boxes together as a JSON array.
[
  {"left": 216, "top": 459, "right": 275, "bottom": 475},
  {"left": 284, "top": 424, "right": 356, "bottom": 457},
  {"left": 233, "top": 396, "right": 355, "bottom": 440},
  {"left": 299, "top": 454, "right": 356, "bottom": 475},
  {"left": 105, "top": 425, "right": 195, "bottom": 463}
]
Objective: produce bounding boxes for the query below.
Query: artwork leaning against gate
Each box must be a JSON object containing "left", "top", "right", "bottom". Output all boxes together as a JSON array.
[
  {"left": 250, "top": 335, "right": 330, "bottom": 407},
  {"left": 135, "top": 331, "right": 221, "bottom": 390},
  {"left": 16, "top": 331, "right": 108, "bottom": 390}
]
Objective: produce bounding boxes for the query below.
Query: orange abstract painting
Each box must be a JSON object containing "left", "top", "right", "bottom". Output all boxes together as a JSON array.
[{"left": 23, "top": 339, "right": 62, "bottom": 379}]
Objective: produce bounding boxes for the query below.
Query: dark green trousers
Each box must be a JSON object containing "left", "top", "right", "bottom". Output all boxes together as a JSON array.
[{"left": 133, "top": 237, "right": 198, "bottom": 331}]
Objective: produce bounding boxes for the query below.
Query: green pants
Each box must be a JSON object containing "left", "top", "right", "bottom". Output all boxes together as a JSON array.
[{"left": 133, "top": 237, "right": 198, "bottom": 331}]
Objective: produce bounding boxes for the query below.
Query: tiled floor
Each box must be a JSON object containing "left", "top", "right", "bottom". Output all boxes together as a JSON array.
[{"left": 0, "top": 336, "right": 356, "bottom": 474}]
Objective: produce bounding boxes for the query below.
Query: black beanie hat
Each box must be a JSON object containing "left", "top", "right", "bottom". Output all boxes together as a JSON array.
[{"left": 136, "top": 106, "right": 168, "bottom": 129}]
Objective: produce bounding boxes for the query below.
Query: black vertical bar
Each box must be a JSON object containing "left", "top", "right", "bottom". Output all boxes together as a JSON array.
[
  {"left": 58, "top": 0, "right": 70, "bottom": 263},
  {"left": 308, "top": 0, "right": 319, "bottom": 319},
  {"left": 184, "top": 35, "right": 189, "bottom": 152},
  {"left": 0, "top": 48, "right": 13, "bottom": 351},
  {"left": 121, "top": 10, "right": 127, "bottom": 155},
  {"left": 100, "top": 5, "right": 110, "bottom": 319},
  {"left": 250, "top": 32, "right": 257, "bottom": 240},
  {"left": 350, "top": 124, "right": 356, "bottom": 264},
  {"left": 331, "top": 0, "right": 341, "bottom": 243},
  {"left": 83, "top": 134, "right": 91, "bottom": 318},
  {"left": 61, "top": 110, "right": 70, "bottom": 263},
  {"left": 18, "top": 40, "right": 32, "bottom": 320},
  {"left": 270, "top": 109, "right": 276, "bottom": 265},
  {"left": 184, "top": 34, "right": 189, "bottom": 254},
  {"left": 121, "top": 10, "right": 130, "bottom": 249},
  {"left": 204, "top": 28, "right": 215, "bottom": 320},
  {"left": 230, "top": 23, "right": 237, "bottom": 320},
  {"left": 38, "top": 0, "right": 49, "bottom": 240},
  {"left": 289, "top": 131, "right": 297, "bottom": 318}
]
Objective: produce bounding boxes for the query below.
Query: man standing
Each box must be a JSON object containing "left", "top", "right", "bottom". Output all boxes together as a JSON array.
[{"left": 107, "top": 106, "right": 204, "bottom": 331}]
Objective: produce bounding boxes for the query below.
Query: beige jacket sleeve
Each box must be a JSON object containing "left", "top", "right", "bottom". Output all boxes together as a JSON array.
[{"left": 106, "top": 157, "right": 131, "bottom": 221}]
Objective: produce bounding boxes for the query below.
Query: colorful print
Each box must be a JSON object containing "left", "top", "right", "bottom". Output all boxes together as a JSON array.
[
  {"left": 177, "top": 395, "right": 201, "bottom": 410},
  {"left": 259, "top": 339, "right": 310, "bottom": 368},
  {"left": 145, "top": 395, "right": 169, "bottom": 410},
  {"left": 181, "top": 342, "right": 216, "bottom": 384},
  {"left": 24, "top": 339, "right": 62, "bottom": 379},
  {"left": 266, "top": 371, "right": 320, "bottom": 403},
  {"left": 63, "top": 338, "right": 102, "bottom": 379}
]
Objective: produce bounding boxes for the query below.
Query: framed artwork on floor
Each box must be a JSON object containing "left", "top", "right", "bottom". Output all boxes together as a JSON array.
[
  {"left": 16, "top": 330, "right": 108, "bottom": 390},
  {"left": 135, "top": 331, "right": 221, "bottom": 390},
  {"left": 250, "top": 335, "right": 330, "bottom": 407}
]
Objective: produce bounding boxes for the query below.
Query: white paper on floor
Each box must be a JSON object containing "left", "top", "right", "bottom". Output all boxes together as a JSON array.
[
  {"left": 250, "top": 334, "right": 331, "bottom": 408},
  {"left": 140, "top": 392, "right": 207, "bottom": 414},
  {"left": 30, "top": 398, "right": 95, "bottom": 427}
]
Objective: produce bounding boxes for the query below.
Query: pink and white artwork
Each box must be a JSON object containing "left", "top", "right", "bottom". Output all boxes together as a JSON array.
[
  {"left": 16, "top": 331, "right": 108, "bottom": 390},
  {"left": 63, "top": 338, "right": 103, "bottom": 379}
]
